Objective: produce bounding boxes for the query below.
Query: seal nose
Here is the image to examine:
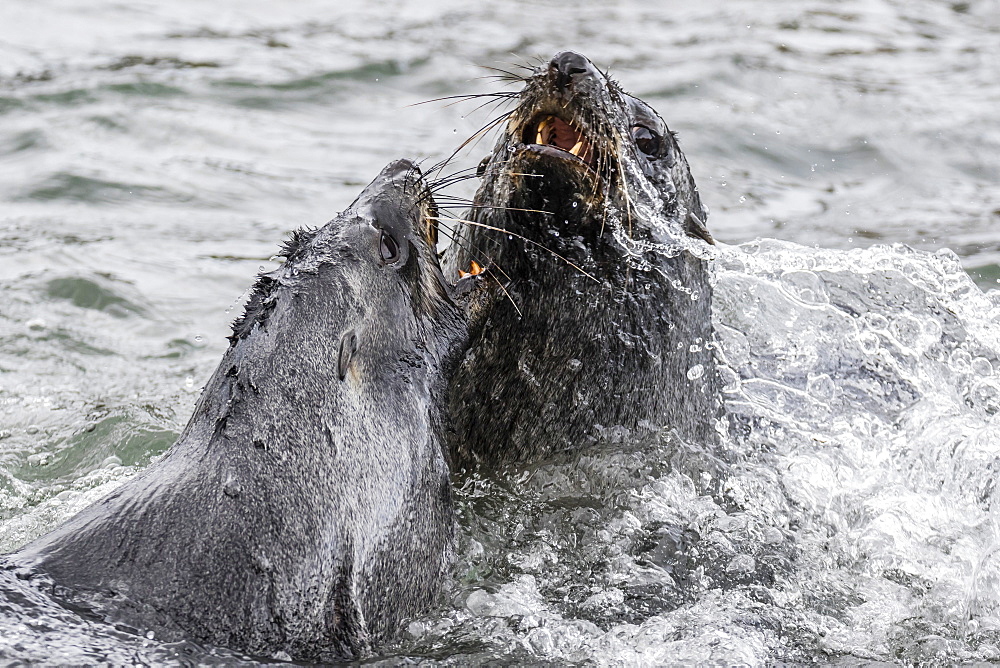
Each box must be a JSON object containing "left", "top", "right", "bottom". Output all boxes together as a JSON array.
[
  {"left": 549, "top": 51, "right": 593, "bottom": 91},
  {"left": 381, "top": 158, "right": 421, "bottom": 180}
]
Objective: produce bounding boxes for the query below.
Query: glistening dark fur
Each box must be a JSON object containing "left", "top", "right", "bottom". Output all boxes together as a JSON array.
[
  {"left": 443, "top": 51, "right": 720, "bottom": 471},
  {"left": 3, "top": 160, "right": 467, "bottom": 662}
]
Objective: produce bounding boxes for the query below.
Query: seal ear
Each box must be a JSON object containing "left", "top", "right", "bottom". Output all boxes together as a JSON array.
[{"left": 337, "top": 330, "right": 359, "bottom": 381}]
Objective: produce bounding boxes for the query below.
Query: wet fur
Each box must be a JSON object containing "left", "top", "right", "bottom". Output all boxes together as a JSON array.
[
  {"left": 3, "top": 161, "right": 467, "bottom": 662},
  {"left": 443, "top": 53, "right": 720, "bottom": 471}
]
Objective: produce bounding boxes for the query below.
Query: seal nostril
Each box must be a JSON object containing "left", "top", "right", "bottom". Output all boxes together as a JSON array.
[{"left": 549, "top": 51, "right": 592, "bottom": 91}]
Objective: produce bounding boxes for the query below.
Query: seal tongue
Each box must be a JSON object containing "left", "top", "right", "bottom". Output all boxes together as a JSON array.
[{"left": 534, "top": 116, "right": 594, "bottom": 166}]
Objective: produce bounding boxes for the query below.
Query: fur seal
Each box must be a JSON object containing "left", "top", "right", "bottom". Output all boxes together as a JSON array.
[
  {"left": 2, "top": 160, "right": 467, "bottom": 662},
  {"left": 443, "top": 51, "right": 719, "bottom": 471}
]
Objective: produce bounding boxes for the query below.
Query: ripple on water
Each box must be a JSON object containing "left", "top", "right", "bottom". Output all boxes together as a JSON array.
[
  {"left": 45, "top": 276, "right": 145, "bottom": 318},
  {"left": 17, "top": 172, "right": 188, "bottom": 205},
  {"left": 0, "top": 0, "right": 998, "bottom": 663}
]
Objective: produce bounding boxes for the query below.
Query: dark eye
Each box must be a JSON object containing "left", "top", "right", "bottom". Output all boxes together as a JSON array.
[
  {"left": 632, "top": 126, "right": 661, "bottom": 158},
  {"left": 379, "top": 230, "right": 400, "bottom": 263},
  {"left": 476, "top": 154, "right": 492, "bottom": 178}
]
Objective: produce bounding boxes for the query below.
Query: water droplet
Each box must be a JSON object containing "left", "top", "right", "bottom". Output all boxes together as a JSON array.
[
  {"left": 572, "top": 201, "right": 578, "bottom": 208},
  {"left": 223, "top": 475, "right": 242, "bottom": 498},
  {"left": 194, "top": 335, "right": 203, "bottom": 342},
  {"left": 687, "top": 364, "right": 705, "bottom": 380}
]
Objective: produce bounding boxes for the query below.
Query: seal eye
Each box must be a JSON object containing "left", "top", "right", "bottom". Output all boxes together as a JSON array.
[
  {"left": 632, "top": 126, "right": 661, "bottom": 158},
  {"left": 476, "top": 154, "right": 492, "bottom": 178},
  {"left": 379, "top": 230, "right": 400, "bottom": 264}
]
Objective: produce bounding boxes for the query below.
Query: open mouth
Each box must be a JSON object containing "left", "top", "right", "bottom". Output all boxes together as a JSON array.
[{"left": 523, "top": 114, "right": 596, "bottom": 169}]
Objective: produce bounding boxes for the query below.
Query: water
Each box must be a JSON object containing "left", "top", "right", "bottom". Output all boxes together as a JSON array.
[{"left": 1, "top": 0, "right": 999, "bottom": 664}]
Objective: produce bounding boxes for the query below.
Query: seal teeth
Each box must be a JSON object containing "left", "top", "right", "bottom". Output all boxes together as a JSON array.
[
  {"left": 535, "top": 117, "right": 551, "bottom": 145},
  {"left": 569, "top": 140, "right": 584, "bottom": 157}
]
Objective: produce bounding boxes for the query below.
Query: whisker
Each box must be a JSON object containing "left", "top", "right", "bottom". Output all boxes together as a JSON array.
[
  {"left": 435, "top": 218, "right": 514, "bottom": 287},
  {"left": 432, "top": 216, "right": 599, "bottom": 283},
  {"left": 480, "top": 65, "right": 530, "bottom": 82},
  {"left": 430, "top": 108, "right": 517, "bottom": 179},
  {"left": 435, "top": 222, "right": 522, "bottom": 317},
  {"left": 408, "top": 92, "right": 518, "bottom": 108}
]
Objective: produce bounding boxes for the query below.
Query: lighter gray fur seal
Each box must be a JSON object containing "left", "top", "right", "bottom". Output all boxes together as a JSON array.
[{"left": 3, "top": 159, "right": 467, "bottom": 662}]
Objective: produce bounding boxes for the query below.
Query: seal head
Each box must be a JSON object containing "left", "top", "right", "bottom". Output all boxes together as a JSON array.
[
  {"left": 5, "top": 160, "right": 466, "bottom": 662},
  {"left": 444, "top": 51, "right": 719, "bottom": 471}
]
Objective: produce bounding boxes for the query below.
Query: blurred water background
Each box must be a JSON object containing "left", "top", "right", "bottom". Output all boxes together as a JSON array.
[{"left": 1, "top": 0, "right": 999, "bottom": 664}]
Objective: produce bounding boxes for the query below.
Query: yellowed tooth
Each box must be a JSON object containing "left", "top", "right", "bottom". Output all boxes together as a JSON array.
[
  {"left": 569, "top": 140, "right": 584, "bottom": 156},
  {"left": 535, "top": 117, "right": 550, "bottom": 145}
]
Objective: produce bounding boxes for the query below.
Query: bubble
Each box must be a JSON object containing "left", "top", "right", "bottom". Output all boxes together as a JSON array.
[
  {"left": 862, "top": 312, "right": 889, "bottom": 332},
  {"left": 26, "top": 453, "right": 51, "bottom": 467},
  {"left": 969, "top": 379, "right": 1000, "bottom": 414},
  {"left": 726, "top": 554, "right": 756, "bottom": 575},
  {"left": 806, "top": 373, "right": 836, "bottom": 400},
  {"left": 949, "top": 348, "right": 973, "bottom": 372},
  {"left": 857, "top": 331, "right": 881, "bottom": 354},
  {"left": 972, "top": 357, "right": 994, "bottom": 377},
  {"left": 687, "top": 364, "right": 705, "bottom": 380},
  {"left": 719, "top": 366, "right": 741, "bottom": 394}
]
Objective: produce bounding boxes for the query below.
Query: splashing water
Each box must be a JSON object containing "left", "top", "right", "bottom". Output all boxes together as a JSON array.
[
  {"left": 384, "top": 239, "right": 1000, "bottom": 665},
  {"left": 1, "top": 0, "right": 998, "bottom": 662}
]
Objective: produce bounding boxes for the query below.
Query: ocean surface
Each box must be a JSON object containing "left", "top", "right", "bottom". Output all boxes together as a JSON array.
[{"left": 1, "top": 0, "right": 999, "bottom": 664}]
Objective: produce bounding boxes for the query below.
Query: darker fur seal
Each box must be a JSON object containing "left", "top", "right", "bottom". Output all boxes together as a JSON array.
[
  {"left": 3, "top": 160, "right": 467, "bottom": 662},
  {"left": 443, "top": 51, "right": 719, "bottom": 471}
]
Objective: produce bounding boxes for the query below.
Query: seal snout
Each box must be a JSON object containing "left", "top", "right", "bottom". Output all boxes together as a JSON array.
[
  {"left": 380, "top": 158, "right": 421, "bottom": 180},
  {"left": 549, "top": 51, "right": 595, "bottom": 92},
  {"left": 354, "top": 158, "right": 439, "bottom": 250},
  {"left": 509, "top": 51, "right": 609, "bottom": 175}
]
